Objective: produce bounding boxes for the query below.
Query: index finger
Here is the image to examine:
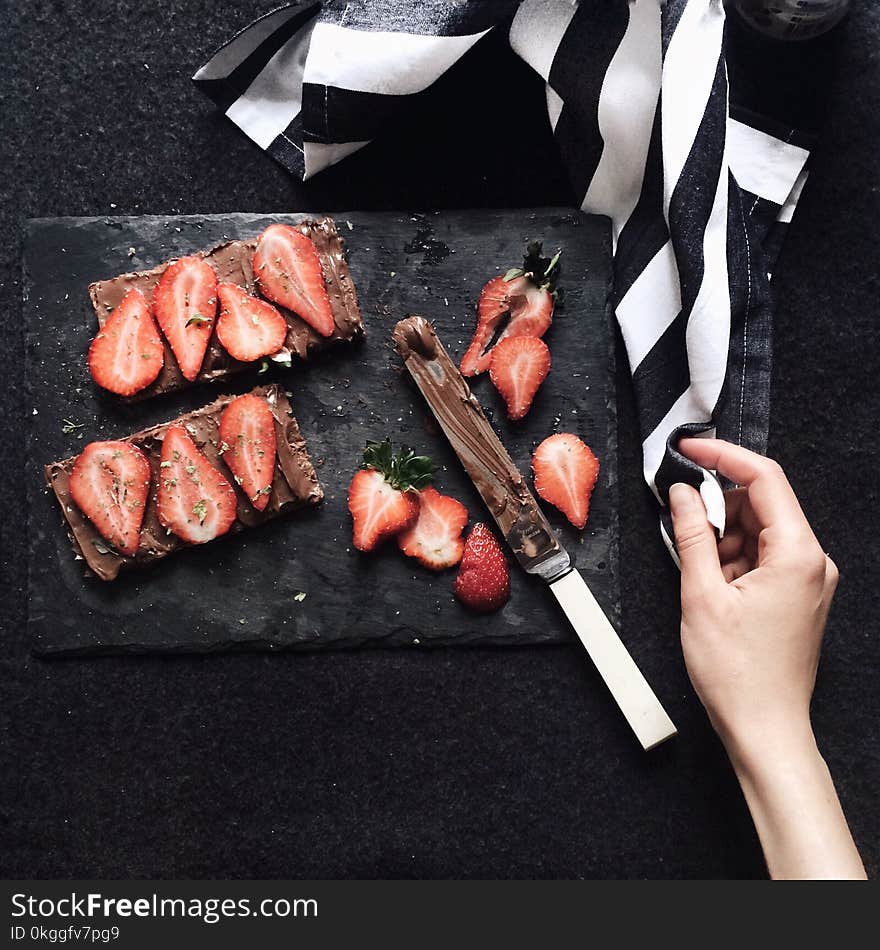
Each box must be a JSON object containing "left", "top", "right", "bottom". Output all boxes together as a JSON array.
[{"left": 678, "top": 438, "right": 810, "bottom": 535}]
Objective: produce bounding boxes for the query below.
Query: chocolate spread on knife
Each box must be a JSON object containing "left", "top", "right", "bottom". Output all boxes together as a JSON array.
[
  {"left": 392, "top": 315, "right": 561, "bottom": 571},
  {"left": 88, "top": 217, "right": 363, "bottom": 401},
  {"left": 45, "top": 384, "right": 323, "bottom": 581}
]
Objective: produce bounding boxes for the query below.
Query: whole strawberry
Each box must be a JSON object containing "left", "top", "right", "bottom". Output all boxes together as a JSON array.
[
  {"left": 454, "top": 523, "right": 510, "bottom": 613},
  {"left": 348, "top": 439, "right": 435, "bottom": 552}
]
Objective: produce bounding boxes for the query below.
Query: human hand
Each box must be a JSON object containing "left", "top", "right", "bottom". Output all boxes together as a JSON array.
[
  {"left": 668, "top": 438, "right": 837, "bottom": 762},
  {"left": 668, "top": 439, "right": 864, "bottom": 879}
]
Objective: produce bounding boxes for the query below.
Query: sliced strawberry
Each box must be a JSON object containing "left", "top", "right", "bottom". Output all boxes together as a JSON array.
[
  {"left": 397, "top": 487, "right": 468, "bottom": 570},
  {"left": 460, "top": 241, "right": 561, "bottom": 377},
  {"left": 69, "top": 441, "right": 151, "bottom": 556},
  {"left": 453, "top": 523, "right": 510, "bottom": 613},
  {"left": 532, "top": 433, "right": 600, "bottom": 530},
  {"left": 216, "top": 282, "right": 288, "bottom": 363},
  {"left": 349, "top": 471, "right": 418, "bottom": 552},
  {"left": 88, "top": 288, "right": 164, "bottom": 396},
  {"left": 253, "top": 224, "right": 335, "bottom": 337},
  {"left": 218, "top": 394, "right": 277, "bottom": 511},
  {"left": 347, "top": 439, "right": 433, "bottom": 552},
  {"left": 157, "top": 424, "right": 237, "bottom": 544},
  {"left": 152, "top": 256, "right": 218, "bottom": 381},
  {"left": 489, "top": 336, "right": 551, "bottom": 421}
]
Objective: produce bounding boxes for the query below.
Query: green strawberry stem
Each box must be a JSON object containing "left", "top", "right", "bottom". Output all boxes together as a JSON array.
[
  {"left": 502, "top": 240, "right": 564, "bottom": 301},
  {"left": 361, "top": 439, "right": 435, "bottom": 492}
]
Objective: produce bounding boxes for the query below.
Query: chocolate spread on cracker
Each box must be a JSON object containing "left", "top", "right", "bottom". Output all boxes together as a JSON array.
[
  {"left": 88, "top": 217, "right": 363, "bottom": 400},
  {"left": 45, "top": 384, "right": 323, "bottom": 581}
]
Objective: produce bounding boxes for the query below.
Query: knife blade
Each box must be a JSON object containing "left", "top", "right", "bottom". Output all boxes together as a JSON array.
[{"left": 393, "top": 316, "right": 676, "bottom": 750}]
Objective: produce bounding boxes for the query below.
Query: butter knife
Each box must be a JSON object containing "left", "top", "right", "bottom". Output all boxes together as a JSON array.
[{"left": 393, "top": 316, "right": 676, "bottom": 750}]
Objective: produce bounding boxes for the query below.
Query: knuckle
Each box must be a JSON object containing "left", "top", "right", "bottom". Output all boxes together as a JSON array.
[
  {"left": 825, "top": 556, "right": 840, "bottom": 588},
  {"left": 674, "top": 523, "right": 710, "bottom": 554},
  {"left": 761, "top": 457, "right": 785, "bottom": 480},
  {"left": 797, "top": 546, "right": 829, "bottom": 580}
]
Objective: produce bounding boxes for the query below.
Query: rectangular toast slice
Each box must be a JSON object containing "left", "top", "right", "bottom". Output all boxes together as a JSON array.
[
  {"left": 45, "top": 384, "right": 323, "bottom": 581},
  {"left": 88, "top": 216, "right": 363, "bottom": 400}
]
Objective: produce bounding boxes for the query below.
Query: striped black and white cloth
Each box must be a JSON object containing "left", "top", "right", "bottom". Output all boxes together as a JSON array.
[{"left": 195, "top": 0, "right": 822, "bottom": 554}]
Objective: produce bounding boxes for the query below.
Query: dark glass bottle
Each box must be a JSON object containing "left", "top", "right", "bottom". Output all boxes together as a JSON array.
[{"left": 731, "top": 0, "right": 851, "bottom": 39}]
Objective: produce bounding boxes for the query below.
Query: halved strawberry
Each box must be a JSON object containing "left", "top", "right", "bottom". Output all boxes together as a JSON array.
[
  {"left": 88, "top": 288, "right": 164, "bottom": 396},
  {"left": 216, "top": 282, "right": 288, "bottom": 363},
  {"left": 157, "top": 424, "right": 237, "bottom": 544},
  {"left": 152, "top": 256, "right": 218, "bottom": 381},
  {"left": 253, "top": 224, "right": 335, "bottom": 337},
  {"left": 69, "top": 440, "right": 151, "bottom": 556},
  {"left": 397, "top": 486, "right": 468, "bottom": 570},
  {"left": 460, "top": 241, "right": 561, "bottom": 377},
  {"left": 532, "top": 433, "right": 600, "bottom": 530},
  {"left": 348, "top": 439, "right": 433, "bottom": 552},
  {"left": 453, "top": 523, "right": 510, "bottom": 613},
  {"left": 218, "top": 393, "right": 277, "bottom": 511},
  {"left": 489, "top": 336, "right": 551, "bottom": 421}
]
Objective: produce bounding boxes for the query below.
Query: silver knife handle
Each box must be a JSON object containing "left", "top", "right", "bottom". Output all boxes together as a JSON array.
[{"left": 550, "top": 569, "right": 677, "bottom": 750}]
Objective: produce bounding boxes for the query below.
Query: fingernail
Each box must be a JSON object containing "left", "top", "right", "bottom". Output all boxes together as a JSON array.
[{"left": 669, "top": 483, "right": 697, "bottom": 514}]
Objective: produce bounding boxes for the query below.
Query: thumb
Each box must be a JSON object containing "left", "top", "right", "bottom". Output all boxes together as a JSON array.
[{"left": 669, "top": 483, "right": 724, "bottom": 597}]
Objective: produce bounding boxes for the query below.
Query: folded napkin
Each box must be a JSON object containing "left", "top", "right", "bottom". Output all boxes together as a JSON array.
[{"left": 195, "top": 0, "right": 823, "bottom": 554}]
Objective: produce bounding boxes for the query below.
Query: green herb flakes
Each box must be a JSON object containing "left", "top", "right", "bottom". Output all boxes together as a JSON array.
[{"left": 61, "top": 418, "right": 84, "bottom": 434}]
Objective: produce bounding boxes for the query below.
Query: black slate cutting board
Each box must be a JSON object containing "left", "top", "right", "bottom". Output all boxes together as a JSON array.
[{"left": 25, "top": 209, "right": 616, "bottom": 655}]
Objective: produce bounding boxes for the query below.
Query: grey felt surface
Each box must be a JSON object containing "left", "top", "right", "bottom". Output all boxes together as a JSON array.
[
  {"left": 1, "top": 1, "right": 878, "bottom": 879},
  {"left": 24, "top": 209, "right": 616, "bottom": 655}
]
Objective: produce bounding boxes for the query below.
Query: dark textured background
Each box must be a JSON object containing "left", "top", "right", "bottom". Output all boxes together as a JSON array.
[{"left": 1, "top": 1, "right": 877, "bottom": 879}]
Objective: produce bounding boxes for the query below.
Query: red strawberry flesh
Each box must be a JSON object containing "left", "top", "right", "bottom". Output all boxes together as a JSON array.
[
  {"left": 489, "top": 335, "right": 551, "bottom": 421},
  {"left": 88, "top": 287, "right": 164, "bottom": 396},
  {"left": 216, "top": 282, "right": 288, "bottom": 363},
  {"left": 397, "top": 486, "right": 468, "bottom": 570},
  {"left": 253, "top": 224, "right": 335, "bottom": 338},
  {"left": 348, "top": 469, "right": 418, "bottom": 552},
  {"left": 453, "top": 522, "right": 510, "bottom": 613},
  {"left": 218, "top": 393, "right": 277, "bottom": 511},
  {"left": 460, "top": 242, "right": 561, "bottom": 377},
  {"left": 152, "top": 256, "right": 218, "bottom": 381},
  {"left": 460, "top": 275, "right": 553, "bottom": 377},
  {"left": 157, "top": 424, "right": 237, "bottom": 544},
  {"left": 347, "top": 440, "right": 434, "bottom": 552},
  {"left": 69, "top": 440, "right": 151, "bottom": 556},
  {"left": 532, "top": 433, "right": 600, "bottom": 530}
]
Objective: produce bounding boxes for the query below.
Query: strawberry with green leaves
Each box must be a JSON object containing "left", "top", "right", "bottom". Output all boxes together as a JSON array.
[
  {"left": 348, "top": 440, "right": 434, "bottom": 552},
  {"left": 460, "top": 241, "right": 562, "bottom": 377}
]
